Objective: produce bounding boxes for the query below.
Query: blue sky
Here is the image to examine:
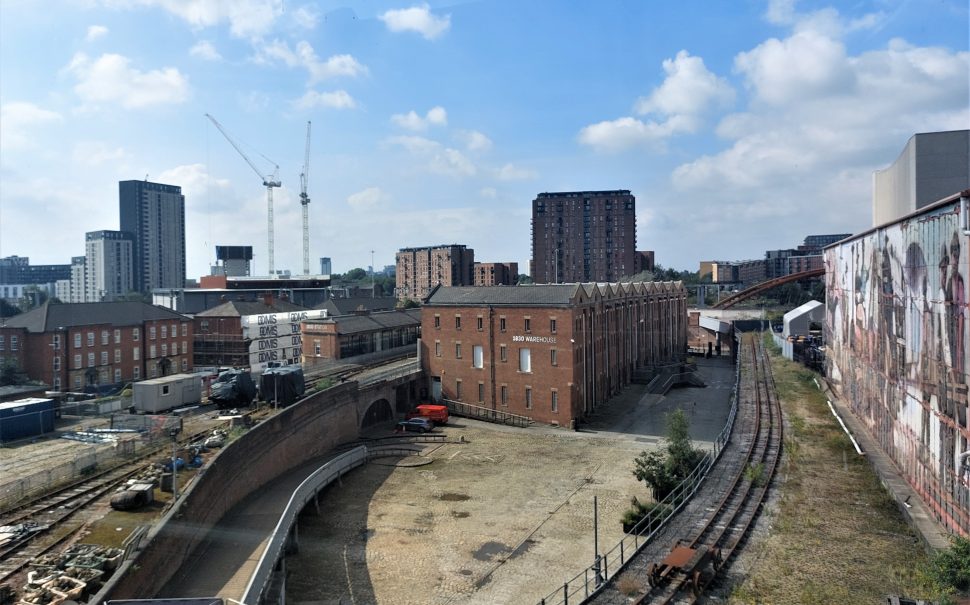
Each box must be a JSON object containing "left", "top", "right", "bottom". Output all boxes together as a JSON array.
[{"left": 1, "top": 0, "right": 967, "bottom": 279}]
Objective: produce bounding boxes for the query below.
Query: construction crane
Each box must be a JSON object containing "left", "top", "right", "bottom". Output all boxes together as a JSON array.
[
  {"left": 205, "top": 113, "right": 282, "bottom": 276},
  {"left": 299, "top": 121, "right": 311, "bottom": 275}
]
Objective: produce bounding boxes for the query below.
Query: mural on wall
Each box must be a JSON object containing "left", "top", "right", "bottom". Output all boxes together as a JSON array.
[{"left": 825, "top": 197, "right": 970, "bottom": 536}]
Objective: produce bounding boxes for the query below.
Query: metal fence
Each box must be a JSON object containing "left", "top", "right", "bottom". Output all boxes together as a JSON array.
[
  {"left": 535, "top": 340, "right": 743, "bottom": 605},
  {"left": 0, "top": 431, "right": 168, "bottom": 512},
  {"left": 441, "top": 399, "right": 532, "bottom": 428}
]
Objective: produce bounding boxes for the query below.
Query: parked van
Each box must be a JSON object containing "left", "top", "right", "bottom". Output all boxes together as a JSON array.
[{"left": 407, "top": 404, "right": 449, "bottom": 425}]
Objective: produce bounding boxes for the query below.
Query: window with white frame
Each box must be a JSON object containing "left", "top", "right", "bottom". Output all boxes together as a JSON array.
[
  {"left": 161, "top": 325, "right": 167, "bottom": 339},
  {"left": 101, "top": 330, "right": 109, "bottom": 345},
  {"left": 150, "top": 345, "right": 156, "bottom": 358},
  {"left": 87, "top": 332, "right": 94, "bottom": 346},
  {"left": 133, "top": 366, "right": 140, "bottom": 379},
  {"left": 87, "top": 352, "right": 94, "bottom": 367},
  {"left": 100, "top": 351, "right": 108, "bottom": 365},
  {"left": 473, "top": 345, "right": 483, "bottom": 368},
  {"left": 0, "top": 335, "right": 4, "bottom": 351},
  {"left": 74, "top": 333, "right": 81, "bottom": 348},
  {"left": 149, "top": 326, "right": 156, "bottom": 340},
  {"left": 181, "top": 323, "right": 187, "bottom": 337},
  {"left": 161, "top": 343, "right": 168, "bottom": 357},
  {"left": 74, "top": 354, "right": 81, "bottom": 369},
  {"left": 181, "top": 359, "right": 188, "bottom": 371},
  {"left": 133, "top": 328, "right": 140, "bottom": 341},
  {"left": 53, "top": 356, "right": 60, "bottom": 371},
  {"left": 74, "top": 376, "right": 82, "bottom": 388},
  {"left": 9, "top": 336, "right": 17, "bottom": 351},
  {"left": 133, "top": 347, "right": 140, "bottom": 361},
  {"left": 519, "top": 348, "right": 531, "bottom": 373},
  {"left": 115, "top": 349, "right": 121, "bottom": 363},
  {"left": 182, "top": 342, "right": 187, "bottom": 354},
  {"left": 114, "top": 368, "right": 122, "bottom": 383},
  {"left": 114, "top": 329, "right": 121, "bottom": 344},
  {"left": 150, "top": 363, "right": 157, "bottom": 378}
]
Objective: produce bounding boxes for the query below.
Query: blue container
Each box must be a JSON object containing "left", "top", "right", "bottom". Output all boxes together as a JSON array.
[{"left": 0, "top": 398, "right": 55, "bottom": 443}]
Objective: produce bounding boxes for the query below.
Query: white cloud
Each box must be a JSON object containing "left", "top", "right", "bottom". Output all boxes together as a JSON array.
[
  {"left": 66, "top": 52, "right": 189, "bottom": 108},
  {"left": 579, "top": 50, "right": 732, "bottom": 152},
  {"left": 635, "top": 51, "right": 734, "bottom": 119},
  {"left": 379, "top": 3, "right": 451, "bottom": 40},
  {"left": 668, "top": 11, "right": 969, "bottom": 238},
  {"left": 157, "top": 163, "right": 230, "bottom": 201},
  {"left": 255, "top": 40, "right": 367, "bottom": 84},
  {"left": 480, "top": 187, "right": 497, "bottom": 199},
  {"left": 0, "top": 102, "right": 62, "bottom": 150},
  {"left": 190, "top": 40, "right": 221, "bottom": 61},
  {"left": 496, "top": 163, "right": 538, "bottom": 181},
  {"left": 107, "top": 0, "right": 281, "bottom": 39},
  {"left": 383, "top": 135, "right": 441, "bottom": 154},
  {"left": 294, "top": 89, "right": 356, "bottom": 110},
  {"left": 71, "top": 141, "right": 128, "bottom": 166},
  {"left": 458, "top": 130, "right": 492, "bottom": 152},
  {"left": 430, "top": 148, "right": 475, "bottom": 177},
  {"left": 347, "top": 187, "right": 389, "bottom": 211},
  {"left": 291, "top": 6, "right": 318, "bottom": 30},
  {"left": 391, "top": 106, "right": 447, "bottom": 131},
  {"left": 86, "top": 25, "right": 109, "bottom": 41}
]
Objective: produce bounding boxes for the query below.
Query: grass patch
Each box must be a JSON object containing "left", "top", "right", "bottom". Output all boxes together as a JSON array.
[{"left": 728, "top": 334, "right": 940, "bottom": 604}]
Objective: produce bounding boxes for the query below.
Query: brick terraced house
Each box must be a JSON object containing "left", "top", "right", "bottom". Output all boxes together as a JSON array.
[
  {"left": 421, "top": 282, "right": 687, "bottom": 425},
  {"left": 0, "top": 301, "right": 193, "bottom": 392}
]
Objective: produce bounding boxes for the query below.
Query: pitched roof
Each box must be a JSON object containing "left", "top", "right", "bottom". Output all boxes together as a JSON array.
[
  {"left": 195, "top": 299, "right": 308, "bottom": 318},
  {"left": 317, "top": 297, "right": 397, "bottom": 316},
  {"left": 425, "top": 285, "right": 580, "bottom": 306},
  {"left": 312, "top": 309, "right": 421, "bottom": 335},
  {"left": 2, "top": 301, "right": 190, "bottom": 332}
]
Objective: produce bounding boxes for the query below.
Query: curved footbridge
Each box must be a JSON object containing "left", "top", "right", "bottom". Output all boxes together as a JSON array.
[{"left": 96, "top": 359, "right": 426, "bottom": 603}]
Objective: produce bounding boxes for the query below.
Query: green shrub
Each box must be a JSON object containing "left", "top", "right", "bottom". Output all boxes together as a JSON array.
[{"left": 929, "top": 536, "right": 970, "bottom": 596}]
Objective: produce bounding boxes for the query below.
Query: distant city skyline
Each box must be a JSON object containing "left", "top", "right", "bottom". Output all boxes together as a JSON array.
[{"left": 1, "top": 1, "right": 967, "bottom": 278}]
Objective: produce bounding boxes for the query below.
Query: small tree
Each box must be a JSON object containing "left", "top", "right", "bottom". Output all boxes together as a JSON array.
[
  {"left": 0, "top": 359, "right": 29, "bottom": 386},
  {"left": 930, "top": 535, "right": 970, "bottom": 597},
  {"left": 633, "top": 409, "right": 705, "bottom": 500}
]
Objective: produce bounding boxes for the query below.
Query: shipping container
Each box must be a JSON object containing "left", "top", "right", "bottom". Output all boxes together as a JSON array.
[
  {"left": 0, "top": 398, "right": 55, "bottom": 443},
  {"left": 132, "top": 374, "right": 202, "bottom": 414}
]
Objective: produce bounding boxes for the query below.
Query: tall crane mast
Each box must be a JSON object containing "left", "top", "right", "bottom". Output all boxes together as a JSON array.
[
  {"left": 299, "top": 121, "right": 311, "bottom": 275},
  {"left": 205, "top": 113, "right": 282, "bottom": 276}
]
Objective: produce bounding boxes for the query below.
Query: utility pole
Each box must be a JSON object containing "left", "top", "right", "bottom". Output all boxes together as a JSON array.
[{"left": 371, "top": 250, "right": 375, "bottom": 298}]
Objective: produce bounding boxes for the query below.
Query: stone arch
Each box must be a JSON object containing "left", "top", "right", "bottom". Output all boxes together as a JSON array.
[{"left": 361, "top": 398, "right": 394, "bottom": 429}]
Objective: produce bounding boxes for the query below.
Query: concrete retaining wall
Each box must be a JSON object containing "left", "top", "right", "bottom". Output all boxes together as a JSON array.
[{"left": 103, "top": 381, "right": 363, "bottom": 598}]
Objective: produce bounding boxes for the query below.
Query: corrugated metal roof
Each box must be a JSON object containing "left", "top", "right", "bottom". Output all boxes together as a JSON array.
[
  {"left": 325, "top": 309, "right": 421, "bottom": 335},
  {"left": 2, "top": 301, "right": 190, "bottom": 332}
]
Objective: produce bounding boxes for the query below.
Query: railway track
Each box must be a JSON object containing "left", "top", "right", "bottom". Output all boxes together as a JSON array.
[
  {"left": 0, "top": 426, "right": 214, "bottom": 587},
  {"left": 635, "top": 336, "right": 783, "bottom": 604}
]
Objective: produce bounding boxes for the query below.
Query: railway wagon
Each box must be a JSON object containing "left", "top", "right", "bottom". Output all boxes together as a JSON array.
[
  {"left": 0, "top": 398, "right": 55, "bottom": 443},
  {"left": 132, "top": 374, "right": 202, "bottom": 414}
]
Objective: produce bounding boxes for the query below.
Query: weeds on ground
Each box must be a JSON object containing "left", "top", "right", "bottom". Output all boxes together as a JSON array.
[{"left": 617, "top": 575, "right": 643, "bottom": 597}]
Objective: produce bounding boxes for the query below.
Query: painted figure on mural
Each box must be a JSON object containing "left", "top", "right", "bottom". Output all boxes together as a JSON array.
[
  {"left": 945, "top": 232, "right": 966, "bottom": 381},
  {"left": 937, "top": 245, "right": 951, "bottom": 377},
  {"left": 905, "top": 242, "right": 927, "bottom": 384},
  {"left": 880, "top": 236, "right": 897, "bottom": 375}
]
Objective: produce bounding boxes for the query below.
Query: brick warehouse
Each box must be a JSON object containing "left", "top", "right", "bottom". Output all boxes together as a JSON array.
[
  {"left": 421, "top": 282, "right": 687, "bottom": 425},
  {"left": 0, "top": 301, "right": 193, "bottom": 392}
]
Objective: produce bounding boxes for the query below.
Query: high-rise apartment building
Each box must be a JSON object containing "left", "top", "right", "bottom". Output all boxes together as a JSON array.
[
  {"left": 84, "top": 231, "right": 134, "bottom": 302},
  {"left": 119, "top": 180, "right": 186, "bottom": 293},
  {"left": 473, "top": 262, "right": 518, "bottom": 286},
  {"left": 395, "top": 244, "right": 475, "bottom": 300},
  {"left": 320, "top": 257, "right": 332, "bottom": 276},
  {"left": 531, "top": 190, "right": 636, "bottom": 284}
]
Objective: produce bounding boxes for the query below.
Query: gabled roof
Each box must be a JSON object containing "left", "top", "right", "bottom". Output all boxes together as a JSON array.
[
  {"left": 195, "top": 300, "right": 308, "bottom": 318},
  {"left": 311, "top": 309, "right": 421, "bottom": 335},
  {"left": 2, "top": 301, "right": 190, "bottom": 332},
  {"left": 426, "top": 285, "right": 581, "bottom": 307},
  {"left": 317, "top": 297, "right": 397, "bottom": 316}
]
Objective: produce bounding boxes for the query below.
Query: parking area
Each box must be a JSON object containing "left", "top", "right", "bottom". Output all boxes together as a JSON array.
[{"left": 287, "top": 358, "right": 735, "bottom": 605}]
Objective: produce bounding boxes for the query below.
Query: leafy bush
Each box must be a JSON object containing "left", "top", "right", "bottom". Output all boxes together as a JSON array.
[
  {"left": 929, "top": 535, "right": 970, "bottom": 597},
  {"left": 633, "top": 409, "right": 705, "bottom": 501},
  {"left": 621, "top": 496, "right": 672, "bottom": 533}
]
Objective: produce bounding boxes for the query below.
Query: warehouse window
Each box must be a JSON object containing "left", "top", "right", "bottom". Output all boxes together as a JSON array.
[
  {"left": 434, "top": 314, "right": 440, "bottom": 329},
  {"left": 52, "top": 334, "right": 60, "bottom": 350},
  {"left": 524, "top": 318, "right": 531, "bottom": 333},
  {"left": 550, "top": 349, "right": 558, "bottom": 366},
  {"left": 182, "top": 342, "right": 188, "bottom": 355},
  {"left": 133, "top": 328, "right": 139, "bottom": 341},
  {"left": 182, "top": 359, "right": 188, "bottom": 371},
  {"left": 161, "top": 325, "right": 167, "bottom": 339},
  {"left": 314, "top": 341, "right": 321, "bottom": 356},
  {"left": 435, "top": 340, "right": 441, "bottom": 357},
  {"left": 150, "top": 326, "right": 156, "bottom": 340},
  {"left": 9, "top": 336, "right": 16, "bottom": 351},
  {"left": 0, "top": 336, "right": 4, "bottom": 351},
  {"left": 161, "top": 344, "right": 168, "bottom": 357},
  {"left": 133, "top": 367, "right": 140, "bottom": 380},
  {"left": 499, "top": 317, "right": 506, "bottom": 332},
  {"left": 114, "top": 329, "right": 121, "bottom": 344},
  {"left": 53, "top": 356, "right": 60, "bottom": 371},
  {"left": 477, "top": 316, "right": 483, "bottom": 331},
  {"left": 100, "top": 351, "right": 108, "bottom": 365},
  {"left": 501, "top": 385, "right": 508, "bottom": 406},
  {"left": 525, "top": 387, "right": 532, "bottom": 410},
  {"left": 500, "top": 344, "right": 507, "bottom": 362},
  {"left": 473, "top": 345, "right": 483, "bottom": 368},
  {"left": 73, "top": 334, "right": 80, "bottom": 348},
  {"left": 74, "top": 376, "right": 82, "bottom": 389},
  {"left": 150, "top": 345, "right": 156, "bottom": 358},
  {"left": 478, "top": 382, "right": 485, "bottom": 402},
  {"left": 101, "top": 330, "right": 109, "bottom": 345},
  {"left": 150, "top": 364, "right": 157, "bottom": 378},
  {"left": 455, "top": 315, "right": 462, "bottom": 330},
  {"left": 519, "top": 348, "right": 531, "bottom": 373},
  {"left": 115, "top": 349, "right": 121, "bottom": 363},
  {"left": 171, "top": 324, "right": 178, "bottom": 338},
  {"left": 551, "top": 390, "right": 558, "bottom": 413},
  {"left": 456, "top": 379, "right": 462, "bottom": 400},
  {"left": 87, "top": 352, "right": 94, "bottom": 367},
  {"left": 550, "top": 318, "right": 557, "bottom": 334},
  {"left": 455, "top": 343, "right": 462, "bottom": 359},
  {"left": 114, "top": 369, "right": 122, "bottom": 383},
  {"left": 133, "top": 347, "right": 140, "bottom": 361},
  {"left": 87, "top": 332, "right": 94, "bottom": 346},
  {"left": 74, "top": 354, "right": 81, "bottom": 369},
  {"left": 181, "top": 324, "right": 187, "bottom": 337}
]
